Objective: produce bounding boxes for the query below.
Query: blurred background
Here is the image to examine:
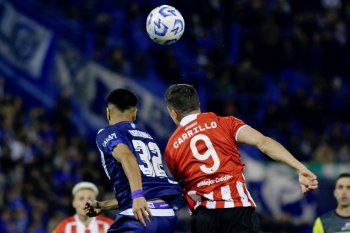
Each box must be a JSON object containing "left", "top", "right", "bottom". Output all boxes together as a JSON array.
[{"left": 0, "top": 0, "right": 350, "bottom": 232}]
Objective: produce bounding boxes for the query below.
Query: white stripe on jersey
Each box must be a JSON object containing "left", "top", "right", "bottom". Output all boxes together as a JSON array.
[
  {"left": 203, "top": 192, "right": 216, "bottom": 208},
  {"left": 98, "top": 148, "right": 111, "bottom": 180},
  {"left": 65, "top": 222, "right": 75, "bottom": 233},
  {"left": 119, "top": 208, "right": 175, "bottom": 216},
  {"left": 188, "top": 190, "right": 202, "bottom": 209},
  {"left": 244, "top": 183, "right": 256, "bottom": 206},
  {"left": 221, "top": 185, "right": 235, "bottom": 208},
  {"left": 236, "top": 181, "right": 251, "bottom": 206}
]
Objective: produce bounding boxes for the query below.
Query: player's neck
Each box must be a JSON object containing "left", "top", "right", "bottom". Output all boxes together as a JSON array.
[
  {"left": 178, "top": 110, "right": 201, "bottom": 123},
  {"left": 109, "top": 116, "right": 134, "bottom": 125},
  {"left": 77, "top": 213, "right": 92, "bottom": 226},
  {"left": 336, "top": 205, "right": 350, "bottom": 217}
]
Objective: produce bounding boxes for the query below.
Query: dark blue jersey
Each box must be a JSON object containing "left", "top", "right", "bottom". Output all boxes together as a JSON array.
[{"left": 96, "top": 121, "right": 182, "bottom": 211}]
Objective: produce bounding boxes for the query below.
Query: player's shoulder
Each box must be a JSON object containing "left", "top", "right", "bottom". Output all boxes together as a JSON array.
[
  {"left": 54, "top": 216, "right": 75, "bottom": 230},
  {"left": 198, "top": 112, "right": 237, "bottom": 122},
  {"left": 96, "top": 124, "right": 119, "bottom": 135},
  {"left": 60, "top": 216, "right": 75, "bottom": 224},
  {"left": 96, "top": 123, "right": 125, "bottom": 139},
  {"left": 217, "top": 114, "right": 245, "bottom": 126},
  {"left": 199, "top": 112, "right": 218, "bottom": 120},
  {"left": 320, "top": 210, "right": 337, "bottom": 221},
  {"left": 96, "top": 215, "right": 114, "bottom": 224}
]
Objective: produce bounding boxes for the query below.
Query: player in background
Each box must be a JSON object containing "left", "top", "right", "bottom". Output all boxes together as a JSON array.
[
  {"left": 53, "top": 182, "right": 113, "bottom": 233},
  {"left": 313, "top": 173, "right": 350, "bottom": 233},
  {"left": 92, "top": 89, "right": 182, "bottom": 233},
  {"left": 164, "top": 84, "right": 319, "bottom": 233}
]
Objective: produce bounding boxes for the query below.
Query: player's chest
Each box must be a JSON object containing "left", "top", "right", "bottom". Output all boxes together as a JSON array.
[{"left": 325, "top": 220, "right": 350, "bottom": 233}]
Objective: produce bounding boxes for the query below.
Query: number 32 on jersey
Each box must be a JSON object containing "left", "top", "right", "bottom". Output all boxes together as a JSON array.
[{"left": 132, "top": 140, "right": 167, "bottom": 178}]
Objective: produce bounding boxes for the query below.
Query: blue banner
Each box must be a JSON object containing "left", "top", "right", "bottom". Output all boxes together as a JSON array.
[{"left": 0, "top": 1, "right": 54, "bottom": 80}]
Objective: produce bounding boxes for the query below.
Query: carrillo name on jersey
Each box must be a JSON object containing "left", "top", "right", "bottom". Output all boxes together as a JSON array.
[{"left": 173, "top": 121, "right": 217, "bottom": 149}]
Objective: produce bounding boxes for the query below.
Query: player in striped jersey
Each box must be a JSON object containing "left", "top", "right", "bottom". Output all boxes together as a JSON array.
[
  {"left": 53, "top": 182, "right": 113, "bottom": 233},
  {"left": 164, "top": 84, "right": 319, "bottom": 233}
]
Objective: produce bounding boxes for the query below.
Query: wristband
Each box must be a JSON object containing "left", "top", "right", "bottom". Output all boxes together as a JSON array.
[{"left": 131, "top": 189, "right": 143, "bottom": 199}]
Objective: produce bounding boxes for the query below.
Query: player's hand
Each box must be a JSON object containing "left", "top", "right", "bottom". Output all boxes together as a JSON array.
[
  {"left": 132, "top": 197, "right": 152, "bottom": 226},
  {"left": 298, "top": 168, "right": 318, "bottom": 194},
  {"left": 84, "top": 200, "right": 102, "bottom": 217}
]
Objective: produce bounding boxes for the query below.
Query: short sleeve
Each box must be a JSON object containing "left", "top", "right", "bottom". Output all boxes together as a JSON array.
[
  {"left": 96, "top": 128, "right": 129, "bottom": 155},
  {"left": 221, "top": 116, "right": 247, "bottom": 142},
  {"left": 52, "top": 220, "right": 66, "bottom": 233}
]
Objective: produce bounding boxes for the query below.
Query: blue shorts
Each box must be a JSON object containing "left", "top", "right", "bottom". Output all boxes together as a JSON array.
[{"left": 108, "top": 202, "right": 177, "bottom": 233}]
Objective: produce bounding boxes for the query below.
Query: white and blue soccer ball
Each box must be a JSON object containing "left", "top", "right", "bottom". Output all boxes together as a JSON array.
[{"left": 146, "top": 5, "right": 185, "bottom": 45}]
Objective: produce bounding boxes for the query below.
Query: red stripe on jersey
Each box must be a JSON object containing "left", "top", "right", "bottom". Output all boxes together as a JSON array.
[
  {"left": 98, "top": 223, "right": 104, "bottom": 233},
  {"left": 71, "top": 225, "right": 77, "bottom": 233},
  {"left": 85, "top": 229, "right": 91, "bottom": 233}
]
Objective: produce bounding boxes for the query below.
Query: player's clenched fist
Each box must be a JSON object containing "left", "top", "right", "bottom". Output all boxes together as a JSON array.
[
  {"left": 298, "top": 168, "right": 318, "bottom": 194},
  {"left": 84, "top": 200, "right": 102, "bottom": 217}
]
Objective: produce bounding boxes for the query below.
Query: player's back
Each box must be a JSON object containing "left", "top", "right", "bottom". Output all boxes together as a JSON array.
[
  {"left": 96, "top": 121, "right": 182, "bottom": 211},
  {"left": 165, "top": 112, "right": 255, "bottom": 211}
]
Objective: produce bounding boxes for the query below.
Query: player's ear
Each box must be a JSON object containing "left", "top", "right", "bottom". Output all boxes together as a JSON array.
[
  {"left": 167, "top": 107, "right": 180, "bottom": 125},
  {"left": 132, "top": 108, "right": 137, "bottom": 121},
  {"left": 72, "top": 197, "right": 77, "bottom": 209},
  {"left": 167, "top": 107, "right": 175, "bottom": 118},
  {"left": 334, "top": 188, "right": 338, "bottom": 200},
  {"left": 106, "top": 107, "right": 111, "bottom": 121}
]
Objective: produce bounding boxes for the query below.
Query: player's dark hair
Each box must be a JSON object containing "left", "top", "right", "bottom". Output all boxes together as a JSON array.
[
  {"left": 336, "top": 173, "right": 350, "bottom": 184},
  {"left": 164, "top": 84, "right": 200, "bottom": 115},
  {"left": 107, "top": 89, "right": 137, "bottom": 111}
]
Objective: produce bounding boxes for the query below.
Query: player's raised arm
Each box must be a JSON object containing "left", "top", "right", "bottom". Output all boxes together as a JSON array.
[
  {"left": 112, "top": 143, "right": 152, "bottom": 226},
  {"left": 236, "top": 125, "right": 318, "bottom": 193}
]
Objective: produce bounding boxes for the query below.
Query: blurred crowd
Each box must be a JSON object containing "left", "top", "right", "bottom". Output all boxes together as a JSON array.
[
  {"left": 0, "top": 79, "right": 113, "bottom": 233},
  {"left": 15, "top": 0, "right": 350, "bottom": 162}
]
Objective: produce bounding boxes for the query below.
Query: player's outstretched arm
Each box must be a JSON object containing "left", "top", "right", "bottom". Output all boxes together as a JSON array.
[
  {"left": 236, "top": 125, "right": 318, "bottom": 193},
  {"left": 112, "top": 144, "right": 152, "bottom": 226},
  {"left": 84, "top": 199, "right": 118, "bottom": 217}
]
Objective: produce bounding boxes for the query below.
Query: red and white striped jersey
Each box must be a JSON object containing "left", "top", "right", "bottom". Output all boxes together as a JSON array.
[
  {"left": 53, "top": 215, "right": 113, "bottom": 233},
  {"left": 165, "top": 112, "right": 256, "bottom": 212}
]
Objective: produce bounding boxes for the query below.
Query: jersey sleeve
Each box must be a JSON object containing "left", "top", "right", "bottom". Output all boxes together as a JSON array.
[
  {"left": 96, "top": 128, "right": 129, "bottom": 154},
  {"left": 312, "top": 217, "right": 324, "bottom": 233},
  {"left": 221, "top": 116, "right": 247, "bottom": 142},
  {"left": 52, "top": 220, "right": 66, "bottom": 233}
]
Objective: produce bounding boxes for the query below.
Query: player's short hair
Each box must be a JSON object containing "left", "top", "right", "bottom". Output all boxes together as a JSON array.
[
  {"left": 107, "top": 89, "right": 138, "bottom": 111},
  {"left": 335, "top": 173, "right": 350, "bottom": 185},
  {"left": 72, "top": 182, "right": 99, "bottom": 196},
  {"left": 164, "top": 84, "right": 200, "bottom": 115}
]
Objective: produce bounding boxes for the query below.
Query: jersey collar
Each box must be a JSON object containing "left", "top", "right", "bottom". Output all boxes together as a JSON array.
[
  {"left": 180, "top": 113, "right": 199, "bottom": 126},
  {"left": 74, "top": 214, "right": 96, "bottom": 228}
]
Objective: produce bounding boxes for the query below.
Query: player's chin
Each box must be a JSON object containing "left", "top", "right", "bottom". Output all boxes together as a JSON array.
[{"left": 79, "top": 210, "right": 89, "bottom": 216}]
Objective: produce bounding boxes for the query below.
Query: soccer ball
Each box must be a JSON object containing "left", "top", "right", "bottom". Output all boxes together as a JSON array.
[{"left": 146, "top": 5, "right": 185, "bottom": 45}]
